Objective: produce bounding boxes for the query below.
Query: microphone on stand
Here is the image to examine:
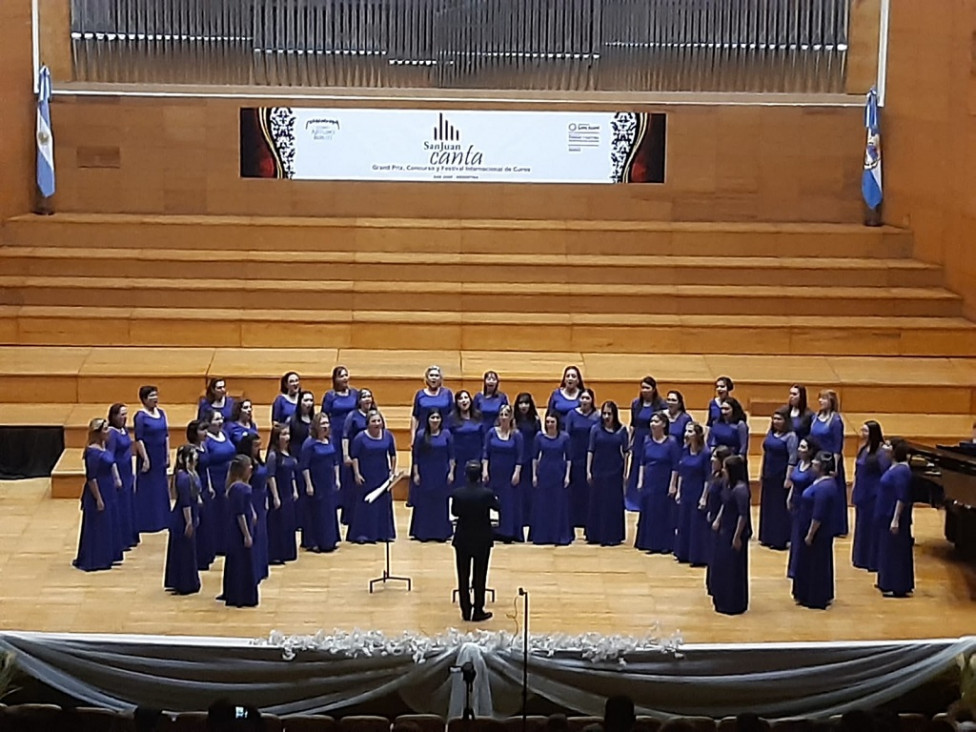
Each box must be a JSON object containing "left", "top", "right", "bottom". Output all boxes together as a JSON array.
[{"left": 518, "top": 587, "right": 528, "bottom": 732}]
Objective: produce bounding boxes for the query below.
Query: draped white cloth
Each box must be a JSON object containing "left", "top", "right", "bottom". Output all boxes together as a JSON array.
[{"left": 1, "top": 631, "right": 973, "bottom": 721}]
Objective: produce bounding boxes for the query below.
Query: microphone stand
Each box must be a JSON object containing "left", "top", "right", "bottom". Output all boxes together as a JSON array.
[{"left": 518, "top": 587, "right": 529, "bottom": 732}]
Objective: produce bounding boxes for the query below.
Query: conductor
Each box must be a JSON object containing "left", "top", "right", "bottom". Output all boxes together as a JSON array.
[{"left": 452, "top": 460, "right": 500, "bottom": 622}]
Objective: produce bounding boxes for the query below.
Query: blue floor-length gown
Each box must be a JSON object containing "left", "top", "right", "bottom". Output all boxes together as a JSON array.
[
  {"left": 787, "top": 462, "right": 816, "bottom": 579},
  {"left": 341, "top": 410, "right": 370, "bottom": 527},
  {"left": 675, "top": 447, "right": 711, "bottom": 565},
  {"left": 667, "top": 411, "right": 693, "bottom": 443},
  {"left": 516, "top": 417, "right": 540, "bottom": 529},
  {"left": 704, "top": 472, "right": 725, "bottom": 596},
  {"left": 711, "top": 480, "right": 752, "bottom": 615},
  {"left": 448, "top": 414, "right": 484, "bottom": 489},
  {"left": 546, "top": 389, "right": 580, "bottom": 428},
  {"left": 851, "top": 447, "right": 891, "bottom": 571},
  {"left": 289, "top": 417, "right": 312, "bottom": 547},
  {"left": 586, "top": 424, "right": 628, "bottom": 546},
  {"left": 348, "top": 431, "right": 397, "bottom": 543},
  {"left": 625, "top": 399, "right": 665, "bottom": 512},
  {"left": 73, "top": 446, "right": 117, "bottom": 572},
  {"left": 223, "top": 480, "right": 258, "bottom": 607},
  {"left": 323, "top": 388, "right": 359, "bottom": 524},
  {"left": 134, "top": 409, "right": 170, "bottom": 533},
  {"left": 409, "top": 430, "right": 454, "bottom": 542},
  {"left": 634, "top": 435, "right": 680, "bottom": 554},
  {"left": 193, "top": 445, "right": 216, "bottom": 571},
  {"left": 107, "top": 426, "right": 138, "bottom": 550},
  {"left": 226, "top": 420, "right": 259, "bottom": 449},
  {"left": 271, "top": 394, "right": 298, "bottom": 425},
  {"left": 529, "top": 432, "right": 573, "bottom": 546},
  {"left": 759, "top": 431, "right": 798, "bottom": 550},
  {"left": 164, "top": 471, "right": 201, "bottom": 595},
  {"left": 792, "top": 477, "right": 837, "bottom": 610},
  {"left": 484, "top": 428, "right": 525, "bottom": 542},
  {"left": 475, "top": 391, "right": 509, "bottom": 430},
  {"left": 565, "top": 409, "right": 600, "bottom": 528},
  {"left": 875, "top": 462, "right": 914, "bottom": 596},
  {"left": 266, "top": 449, "right": 299, "bottom": 563},
  {"left": 250, "top": 460, "right": 270, "bottom": 581},
  {"left": 301, "top": 439, "right": 341, "bottom": 552},
  {"left": 202, "top": 432, "right": 237, "bottom": 555},
  {"left": 810, "top": 413, "right": 848, "bottom": 536},
  {"left": 198, "top": 397, "right": 235, "bottom": 423}
]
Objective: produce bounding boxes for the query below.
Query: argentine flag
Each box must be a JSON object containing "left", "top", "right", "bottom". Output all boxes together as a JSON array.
[
  {"left": 862, "top": 86, "right": 882, "bottom": 210},
  {"left": 36, "top": 65, "right": 55, "bottom": 199}
]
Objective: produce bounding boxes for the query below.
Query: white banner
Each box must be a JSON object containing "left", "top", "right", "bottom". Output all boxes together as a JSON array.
[{"left": 242, "top": 107, "right": 666, "bottom": 184}]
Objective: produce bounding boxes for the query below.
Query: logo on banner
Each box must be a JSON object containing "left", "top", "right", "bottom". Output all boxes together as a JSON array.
[
  {"left": 424, "top": 113, "right": 483, "bottom": 165},
  {"left": 306, "top": 117, "right": 340, "bottom": 141}
]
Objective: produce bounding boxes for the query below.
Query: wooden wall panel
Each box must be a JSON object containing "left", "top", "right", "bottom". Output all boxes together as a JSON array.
[
  {"left": 48, "top": 96, "right": 866, "bottom": 223},
  {"left": 0, "top": 0, "right": 36, "bottom": 221},
  {"left": 884, "top": 0, "right": 976, "bottom": 316}
]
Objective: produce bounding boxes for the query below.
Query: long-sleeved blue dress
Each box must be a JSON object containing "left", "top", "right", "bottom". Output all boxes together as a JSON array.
[
  {"left": 73, "top": 446, "right": 117, "bottom": 572},
  {"left": 711, "top": 480, "right": 752, "bottom": 615},
  {"left": 529, "top": 432, "right": 573, "bottom": 546},
  {"left": 107, "top": 426, "right": 138, "bottom": 550},
  {"left": 787, "top": 462, "right": 816, "bottom": 579},
  {"left": 193, "top": 444, "right": 216, "bottom": 570},
  {"left": 634, "top": 435, "right": 680, "bottom": 554},
  {"left": 625, "top": 398, "right": 666, "bottom": 512},
  {"left": 792, "top": 476, "right": 837, "bottom": 610},
  {"left": 516, "top": 416, "right": 540, "bottom": 528},
  {"left": 474, "top": 391, "right": 509, "bottom": 430},
  {"left": 271, "top": 394, "right": 298, "bottom": 425},
  {"left": 225, "top": 420, "right": 259, "bottom": 449},
  {"left": 759, "top": 430, "right": 798, "bottom": 550},
  {"left": 546, "top": 389, "right": 580, "bottom": 428},
  {"left": 483, "top": 428, "right": 525, "bottom": 542},
  {"left": 198, "top": 397, "right": 235, "bottom": 423},
  {"left": 667, "top": 411, "right": 693, "bottom": 443},
  {"left": 202, "top": 432, "right": 237, "bottom": 555},
  {"left": 164, "top": 470, "right": 201, "bottom": 595},
  {"left": 704, "top": 473, "right": 725, "bottom": 596},
  {"left": 448, "top": 414, "right": 484, "bottom": 489},
  {"left": 410, "top": 430, "right": 454, "bottom": 542},
  {"left": 586, "top": 424, "right": 628, "bottom": 546},
  {"left": 565, "top": 409, "right": 600, "bottom": 528},
  {"left": 223, "top": 480, "right": 258, "bottom": 607},
  {"left": 674, "top": 447, "right": 712, "bottom": 566},
  {"left": 323, "top": 389, "right": 359, "bottom": 523},
  {"left": 133, "top": 408, "right": 170, "bottom": 533},
  {"left": 851, "top": 447, "right": 891, "bottom": 571},
  {"left": 300, "top": 439, "right": 341, "bottom": 552},
  {"left": 249, "top": 461, "right": 270, "bottom": 581},
  {"left": 347, "top": 431, "right": 397, "bottom": 543},
  {"left": 875, "top": 462, "right": 914, "bottom": 596},
  {"left": 810, "top": 413, "right": 848, "bottom": 536},
  {"left": 266, "top": 449, "right": 298, "bottom": 563},
  {"left": 341, "top": 410, "right": 370, "bottom": 526}
]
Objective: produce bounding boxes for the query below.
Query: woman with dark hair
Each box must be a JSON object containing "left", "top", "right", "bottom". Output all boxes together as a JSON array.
[
  {"left": 410, "top": 409, "right": 455, "bottom": 542},
  {"left": 665, "top": 390, "right": 692, "bottom": 443},
  {"left": 341, "top": 388, "right": 375, "bottom": 526},
  {"left": 226, "top": 398, "right": 259, "bottom": 448},
  {"left": 758, "top": 408, "right": 798, "bottom": 551},
  {"left": 266, "top": 424, "right": 299, "bottom": 564},
  {"left": 200, "top": 410, "right": 237, "bottom": 555},
  {"left": 786, "top": 437, "right": 820, "bottom": 579},
  {"left": 851, "top": 420, "right": 890, "bottom": 571},
  {"left": 322, "top": 366, "right": 359, "bottom": 434},
  {"left": 300, "top": 413, "right": 341, "bottom": 553},
  {"left": 348, "top": 410, "right": 398, "bottom": 544},
  {"left": 529, "top": 412, "right": 572, "bottom": 546},
  {"left": 107, "top": 402, "right": 138, "bottom": 550},
  {"left": 710, "top": 455, "right": 752, "bottom": 615},
  {"left": 707, "top": 376, "right": 735, "bottom": 427},
  {"left": 239, "top": 433, "right": 269, "bottom": 581},
  {"left": 288, "top": 390, "right": 316, "bottom": 548},
  {"left": 875, "top": 440, "right": 914, "bottom": 597},
  {"left": 704, "top": 446, "right": 732, "bottom": 596},
  {"left": 810, "top": 389, "right": 848, "bottom": 536},
  {"left": 73, "top": 418, "right": 118, "bottom": 572},
  {"left": 635, "top": 411, "right": 680, "bottom": 554},
  {"left": 707, "top": 397, "right": 749, "bottom": 459},
  {"left": 187, "top": 419, "right": 216, "bottom": 570},
  {"left": 674, "top": 421, "right": 711, "bottom": 566},
  {"left": 474, "top": 370, "right": 508, "bottom": 430},
  {"left": 164, "top": 445, "right": 201, "bottom": 595},
  {"left": 449, "top": 390, "right": 483, "bottom": 489},
  {"left": 547, "top": 366, "right": 584, "bottom": 426},
  {"left": 514, "top": 392, "right": 541, "bottom": 527},
  {"left": 792, "top": 451, "right": 838, "bottom": 610},
  {"left": 483, "top": 404, "right": 525, "bottom": 543},
  {"left": 626, "top": 376, "right": 668, "bottom": 512},
  {"left": 133, "top": 385, "right": 170, "bottom": 534},
  {"left": 198, "top": 378, "right": 235, "bottom": 423},
  {"left": 564, "top": 388, "right": 599, "bottom": 529},
  {"left": 787, "top": 384, "right": 814, "bottom": 440},
  {"left": 223, "top": 455, "right": 258, "bottom": 608},
  {"left": 271, "top": 371, "right": 301, "bottom": 425},
  {"left": 585, "top": 401, "right": 628, "bottom": 546}
]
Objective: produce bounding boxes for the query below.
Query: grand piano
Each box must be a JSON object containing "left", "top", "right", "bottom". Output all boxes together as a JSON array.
[{"left": 904, "top": 440, "right": 976, "bottom": 560}]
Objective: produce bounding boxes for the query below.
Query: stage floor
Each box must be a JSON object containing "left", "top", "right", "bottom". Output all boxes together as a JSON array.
[{"left": 1, "top": 479, "right": 973, "bottom": 644}]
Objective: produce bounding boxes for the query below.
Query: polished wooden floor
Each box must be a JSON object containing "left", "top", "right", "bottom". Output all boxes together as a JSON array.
[{"left": 1, "top": 478, "right": 973, "bottom": 644}]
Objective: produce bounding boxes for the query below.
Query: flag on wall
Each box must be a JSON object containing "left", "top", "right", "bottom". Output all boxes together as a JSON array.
[
  {"left": 862, "top": 86, "right": 882, "bottom": 210},
  {"left": 36, "top": 66, "right": 56, "bottom": 199}
]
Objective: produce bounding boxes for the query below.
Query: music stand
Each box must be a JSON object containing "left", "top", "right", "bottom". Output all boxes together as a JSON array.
[{"left": 369, "top": 539, "right": 412, "bottom": 593}]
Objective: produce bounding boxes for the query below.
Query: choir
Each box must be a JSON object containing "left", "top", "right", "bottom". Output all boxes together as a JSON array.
[{"left": 73, "top": 366, "right": 919, "bottom": 615}]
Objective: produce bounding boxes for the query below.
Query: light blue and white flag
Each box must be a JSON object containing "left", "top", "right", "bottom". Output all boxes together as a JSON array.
[
  {"left": 36, "top": 65, "right": 56, "bottom": 199},
  {"left": 862, "top": 85, "right": 882, "bottom": 210}
]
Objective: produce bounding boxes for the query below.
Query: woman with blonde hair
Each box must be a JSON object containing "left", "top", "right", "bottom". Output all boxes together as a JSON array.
[
  {"left": 348, "top": 409, "right": 398, "bottom": 543},
  {"left": 73, "top": 418, "right": 120, "bottom": 572}
]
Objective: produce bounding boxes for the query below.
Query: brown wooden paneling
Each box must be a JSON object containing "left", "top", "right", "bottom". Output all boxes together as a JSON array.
[
  {"left": 0, "top": 0, "right": 36, "bottom": 221},
  {"left": 846, "top": 0, "right": 882, "bottom": 94}
]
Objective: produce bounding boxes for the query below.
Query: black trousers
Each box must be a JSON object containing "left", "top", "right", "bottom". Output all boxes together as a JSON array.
[{"left": 454, "top": 546, "right": 491, "bottom": 616}]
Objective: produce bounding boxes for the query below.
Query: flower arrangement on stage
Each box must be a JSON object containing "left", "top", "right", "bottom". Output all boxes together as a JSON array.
[{"left": 255, "top": 627, "right": 683, "bottom": 664}]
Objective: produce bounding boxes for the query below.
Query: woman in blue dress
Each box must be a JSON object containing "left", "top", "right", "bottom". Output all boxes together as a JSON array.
[
  {"left": 704, "top": 446, "right": 731, "bottom": 596},
  {"left": 626, "top": 376, "right": 667, "bottom": 512},
  {"left": 271, "top": 371, "right": 301, "bottom": 425},
  {"left": 164, "top": 445, "right": 201, "bottom": 595},
  {"left": 875, "top": 440, "right": 914, "bottom": 597},
  {"left": 792, "top": 452, "right": 838, "bottom": 610},
  {"left": 787, "top": 384, "right": 814, "bottom": 440},
  {"left": 585, "top": 401, "right": 629, "bottom": 546},
  {"left": 226, "top": 398, "right": 259, "bottom": 448},
  {"left": 133, "top": 385, "right": 170, "bottom": 534},
  {"left": 810, "top": 389, "right": 848, "bottom": 537},
  {"left": 674, "top": 421, "right": 711, "bottom": 566},
  {"left": 300, "top": 413, "right": 342, "bottom": 552},
  {"left": 707, "top": 398, "right": 749, "bottom": 461},
  {"left": 529, "top": 412, "right": 572, "bottom": 546},
  {"left": 348, "top": 410, "right": 398, "bottom": 543},
  {"left": 851, "top": 420, "right": 890, "bottom": 571},
  {"left": 474, "top": 370, "right": 508, "bottom": 430},
  {"left": 514, "top": 392, "right": 541, "bottom": 528},
  {"left": 483, "top": 404, "right": 525, "bottom": 543},
  {"left": 322, "top": 365, "right": 358, "bottom": 521},
  {"left": 449, "top": 390, "right": 484, "bottom": 489},
  {"left": 186, "top": 419, "right": 216, "bottom": 570},
  {"left": 665, "top": 391, "right": 693, "bottom": 443},
  {"left": 107, "top": 402, "right": 138, "bottom": 550},
  {"left": 410, "top": 409, "right": 455, "bottom": 542},
  {"left": 635, "top": 412, "right": 680, "bottom": 554},
  {"left": 197, "top": 378, "right": 235, "bottom": 423},
  {"left": 289, "top": 390, "right": 316, "bottom": 548},
  {"left": 710, "top": 455, "right": 752, "bottom": 615},
  {"left": 223, "top": 455, "right": 258, "bottom": 608},
  {"left": 410, "top": 365, "right": 454, "bottom": 441},
  {"left": 341, "top": 388, "right": 376, "bottom": 526},
  {"left": 564, "top": 388, "right": 599, "bottom": 529},
  {"left": 238, "top": 433, "right": 269, "bottom": 581},
  {"left": 74, "top": 418, "right": 119, "bottom": 572},
  {"left": 201, "top": 410, "right": 237, "bottom": 555},
  {"left": 266, "top": 424, "right": 299, "bottom": 564},
  {"left": 758, "top": 408, "right": 798, "bottom": 551},
  {"left": 707, "top": 376, "right": 735, "bottom": 427},
  {"left": 547, "top": 365, "right": 584, "bottom": 426},
  {"left": 786, "top": 437, "right": 819, "bottom": 579}
]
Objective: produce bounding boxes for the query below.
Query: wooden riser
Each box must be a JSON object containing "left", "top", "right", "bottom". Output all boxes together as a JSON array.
[{"left": 3, "top": 215, "right": 916, "bottom": 258}]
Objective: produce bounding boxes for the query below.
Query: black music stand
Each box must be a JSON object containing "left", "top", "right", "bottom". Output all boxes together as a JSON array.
[{"left": 369, "top": 539, "right": 412, "bottom": 593}]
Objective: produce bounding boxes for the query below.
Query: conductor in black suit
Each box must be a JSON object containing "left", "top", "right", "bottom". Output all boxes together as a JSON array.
[{"left": 452, "top": 459, "right": 500, "bottom": 622}]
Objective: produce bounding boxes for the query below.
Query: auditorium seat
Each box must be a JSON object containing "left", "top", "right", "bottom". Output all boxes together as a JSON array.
[
  {"left": 768, "top": 719, "right": 815, "bottom": 731},
  {"left": 633, "top": 717, "right": 662, "bottom": 732},
  {"left": 282, "top": 715, "right": 339, "bottom": 732},
  {"left": 715, "top": 718, "right": 737, "bottom": 731},
  {"left": 339, "top": 715, "right": 393, "bottom": 732},
  {"left": 69, "top": 705, "right": 125, "bottom": 731},
  {"left": 262, "top": 714, "right": 284, "bottom": 732},
  {"left": 501, "top": 715, "right": 548, "bottom": 732},
  {"left": 897, "top": 713, "right": 931, "bottom": 732},
  {"left": 171, "top": 711, "right": 209, "bottom": 732},
  {"left": 447, "top": 718, "right": 507, "bottom": 732},
  {"left": 565, "top": 717, "right": 601, "bottom": 732},
  {"left": 0, "top": 703, "right": 63, "bottom": 732},
  {"left": 674, "top": 718, "right": 716, "bottom": 731},
  {"left": 395, "top": 714, "right": 447, "bottom": 732}
]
